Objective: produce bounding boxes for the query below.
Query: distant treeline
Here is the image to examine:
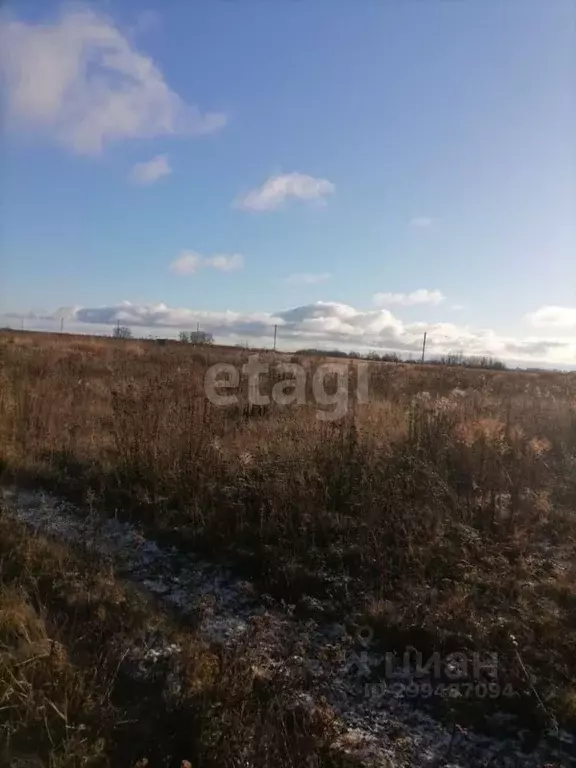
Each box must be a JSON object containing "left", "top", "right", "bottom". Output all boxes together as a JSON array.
[
  {"left": 295, "top": 348, "right": 507, "bottom": 370},
  {"left": 430, "top": 353, "right": 507, "bottom": 371},
  {"left": 296, "top": 348, "right": 403, "bottom": 363}
]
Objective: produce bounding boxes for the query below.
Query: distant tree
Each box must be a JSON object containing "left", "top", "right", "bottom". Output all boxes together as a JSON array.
[
  {"left": 179, "top": 330, "right": 214, "bottom": 345},
  {"left": 435, "top": 352, "right": 506, "bottom": 371},
  {"left": 296, "top": 348, "right": 350, "bottom": 358},
  {"left": 192, "top": 331, "right": 213, "bottom": 345},
  {"left": 439, "top": 352, "right": 464, "bottom": 367},
  {"left": 113, "top": 325, "right": 132, "bottom": 339},
  {"left": 296, "top": 347, "right": 404, "bottom": 361}
]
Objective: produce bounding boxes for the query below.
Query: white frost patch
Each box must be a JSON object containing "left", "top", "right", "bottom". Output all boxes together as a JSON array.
[{"left": 1, "top": 486, "right": 574, "bottom": 768}]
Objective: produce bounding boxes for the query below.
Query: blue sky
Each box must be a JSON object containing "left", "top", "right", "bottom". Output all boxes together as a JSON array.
[{"left": 1, "top": 0, "right": 575, "bottom": 364}]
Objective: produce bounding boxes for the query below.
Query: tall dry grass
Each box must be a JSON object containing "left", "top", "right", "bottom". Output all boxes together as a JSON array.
[
  {"left": 0, "top": 515, "right": 341, "bottom": 768},
  {"left": 1, "top": 330, "right": 576, "bottom": 736}
]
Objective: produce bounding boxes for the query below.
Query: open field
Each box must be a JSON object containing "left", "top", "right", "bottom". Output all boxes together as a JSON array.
[{"left": 1, "top": 329, "right": 576, "bottom": 766}]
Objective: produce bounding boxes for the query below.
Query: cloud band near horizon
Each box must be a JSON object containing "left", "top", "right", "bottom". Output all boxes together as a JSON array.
[{"left": 4, "top": 300, "right": 575, "bottom": 367}]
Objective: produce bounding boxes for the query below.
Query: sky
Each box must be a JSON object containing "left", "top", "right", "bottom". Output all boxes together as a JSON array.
[{"left": 0, "top": 0, "right": 575, "bottom": 366}]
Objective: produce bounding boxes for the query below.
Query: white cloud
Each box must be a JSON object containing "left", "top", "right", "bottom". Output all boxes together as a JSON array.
[
  {"left": 205, "top": 253, "right": 244, "bottom": 272},
  {"left": 235, "top": 173, "right": 335, "bottom": 211},
  {"left": 373, "top": 289, "right": 446, "bottom": 307},
  {"left": 129, "top": 9, "right": 160, "bottom": 38},
  {"left": 285, "top": 273, "right": 332, "bottom": 285},
  {"left": 170, "top": 252, "right": 203, "bottom": 275},
  {"left": 527, "top": 306, "right": 576, "bottom": 330},
  {"left": 410, "top": 217, "right": 434, "bottom": 228},
  {"left": 129, "top": 154, "right": 171, "bottom": 185},
  {"left": 0, "top": 6, "right": 226, "bottom": 154},
  {"left": 170, "top": 251, "right": 245, "bottom": 275},
  {"left": 14, "top": 300, "right": 576, "bottom": 366}
]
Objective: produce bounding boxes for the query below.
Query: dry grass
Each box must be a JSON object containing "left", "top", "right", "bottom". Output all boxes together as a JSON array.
[
  {"left": 0, "top": 515, "right": 341, "bottom": 768},
  {"left": 1, "top": 329, "right": 576, "bottom": 748}
]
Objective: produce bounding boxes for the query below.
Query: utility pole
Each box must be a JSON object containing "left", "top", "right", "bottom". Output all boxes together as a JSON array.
[
  {"left": 21, "top": 316, "right": 24, "bottom": 331},
  {"left": 196, "top": 322, "right": 200, "bottom": 333},
  {"left": 273, "top": 324, "right": 277, "bottom": 351},
  {"left": 60, "top": 317, "right": 64, "bottom": 334},
  {"left": 421, "top": 332, "right": 427, "bottom": 364}
]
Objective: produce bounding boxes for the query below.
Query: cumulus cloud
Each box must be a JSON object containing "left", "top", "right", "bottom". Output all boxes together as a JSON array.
[
  {"left": 235, "top": 173, "right": 335, "bottom": 211},
  {"left": 285, "top": 273, "right": 332, "bottom": 285},
  {"left": 205, "top": 254, "right": 244, "bottom": 272},
  {"left": 0, "top": 6, "right": 226, "bottom": 154},
  {"left": 527, "top": 306, "right": 576, "bottom": 330},
  {"left": 39, "top": 301, "right": 277, "bottom": 338},
  {"left": 373, "top": 289, "right": 446, "bottom": 307},
  {"left": 170, "top": 251, "right": 244, "bottom": 275},
  {"left": 129, "top": 154, "right": 172, "bottom": 185},
  {"left": 410, "top": 217, "right": 434, "bottom": 228},
  {"left": 170, "top": 252, "right": 203, "bottom": 275},
  {"left": 129, "top": 9, "right": 159, "bottom": 38},
  {"left": 15, "top": 300, "right": 575, "bottom": 366}
]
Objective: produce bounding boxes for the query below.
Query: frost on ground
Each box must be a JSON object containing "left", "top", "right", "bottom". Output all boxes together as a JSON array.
[{"left": 1, "top": 486, "right": 574, "bottom": 768}]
